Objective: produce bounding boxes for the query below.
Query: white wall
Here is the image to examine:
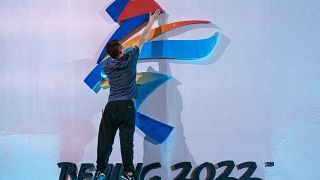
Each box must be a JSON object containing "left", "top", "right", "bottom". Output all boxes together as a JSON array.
[{"left": 0, "top": 0, "right": 319, "bottom": 179}]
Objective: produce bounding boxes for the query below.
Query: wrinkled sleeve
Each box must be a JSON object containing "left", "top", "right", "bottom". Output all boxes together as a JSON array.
[
  {"left": 124, "top": 46, "right": 139, "bottom": 67},
  {"left": 130, "top": 45, "right": 140, "bottom": 61}
]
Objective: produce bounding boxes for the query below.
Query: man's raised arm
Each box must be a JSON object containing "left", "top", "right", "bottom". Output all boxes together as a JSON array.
[{"left": 137, "top": 9, "right": 161, "bottom": 51}]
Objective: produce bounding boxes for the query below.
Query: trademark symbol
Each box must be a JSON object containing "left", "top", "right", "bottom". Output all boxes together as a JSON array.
[{"left": 264, "top": 162, "right": 274, "bottom": 167}]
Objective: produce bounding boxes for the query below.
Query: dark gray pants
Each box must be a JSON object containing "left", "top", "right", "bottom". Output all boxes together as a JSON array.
[{"left": 96, "top": 100, "right": 135, "bottom": 173}]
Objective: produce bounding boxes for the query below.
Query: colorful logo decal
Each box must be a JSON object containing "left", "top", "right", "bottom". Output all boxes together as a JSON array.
[{"left": 84, "top": 0, "right": 220, "bottom": 144}]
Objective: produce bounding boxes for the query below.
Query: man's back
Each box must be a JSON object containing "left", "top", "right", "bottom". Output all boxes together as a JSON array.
[{"left": 103, "top": 46, "right": 139, "bottom": 102}]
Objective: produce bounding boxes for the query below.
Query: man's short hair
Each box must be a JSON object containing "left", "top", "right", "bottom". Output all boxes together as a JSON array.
[{"left": 106, "top": 39, "right": 122, "bottom": 59}]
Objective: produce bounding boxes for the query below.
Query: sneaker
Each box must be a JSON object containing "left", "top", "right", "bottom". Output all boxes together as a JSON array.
[
  {"left": 120, "top": 171, "right": 135, "bottom": 180},
  {"left": 93, "top": 171, "right": 106, "bottom": 180}
]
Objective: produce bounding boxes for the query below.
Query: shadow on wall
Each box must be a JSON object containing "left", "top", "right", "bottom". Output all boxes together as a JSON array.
[
  {"left": 56, "top": 58, "right": 107, "bottom": 165},
  {"left": 138, "top": 12, "right": 230, "bottom": 179},
  {"left": 56, "top": 2, "right": 121, "bottom": 164}
]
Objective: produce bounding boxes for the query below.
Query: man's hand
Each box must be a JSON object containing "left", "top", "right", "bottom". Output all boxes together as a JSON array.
[
  {"left": 137, "top": 9, "right": 162, "bottom": 50},
  {"left": 149, "top": 9, "right": 161, "bottom": 23}
]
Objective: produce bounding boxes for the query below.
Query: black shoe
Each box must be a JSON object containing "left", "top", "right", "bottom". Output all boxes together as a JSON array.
[
  {"left": 120, "top": 171, "right": 135, "bottom": 180},
  {"left": 93, "top": 171, "right": 106, "bottom": 180}
]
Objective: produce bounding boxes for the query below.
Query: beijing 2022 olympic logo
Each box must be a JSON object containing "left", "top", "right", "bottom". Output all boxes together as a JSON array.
[{"left": 84, "top": 0, "right": 219, "bottom": 145}]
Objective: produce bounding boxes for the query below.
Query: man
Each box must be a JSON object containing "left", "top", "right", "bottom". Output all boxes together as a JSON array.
[{"left": 94, "top": 9, "right": 161, "bottom": 180}]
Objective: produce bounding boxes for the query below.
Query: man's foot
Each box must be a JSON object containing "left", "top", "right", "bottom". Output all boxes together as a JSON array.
[
  {"left": 120, "top": 171, "right": 135, "bottom": 180},
  {"left": 93, "top": 171, "right": 106, "bottom": 180}
]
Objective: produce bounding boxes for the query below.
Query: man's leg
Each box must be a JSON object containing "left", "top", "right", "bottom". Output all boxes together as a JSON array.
[
  {"left": 118, "top": 100, "right": 136, "bottom": 174},
  {"left": 96, "top": 102, "right": 118, "bottom": 173}
]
